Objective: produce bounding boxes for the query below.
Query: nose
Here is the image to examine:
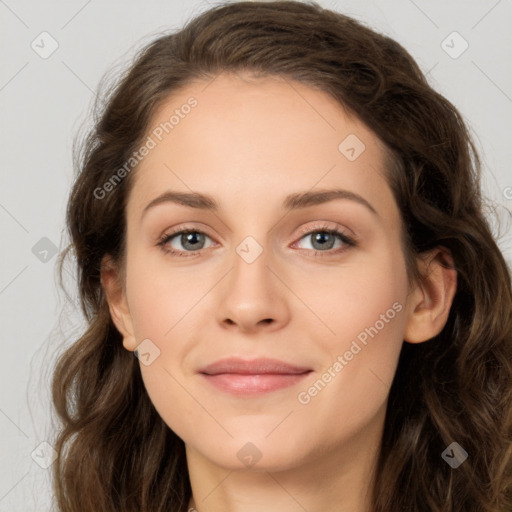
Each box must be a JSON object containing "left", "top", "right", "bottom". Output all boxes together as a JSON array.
[{"left": 216, "top": 246, "right": 290, "bottom": 334}]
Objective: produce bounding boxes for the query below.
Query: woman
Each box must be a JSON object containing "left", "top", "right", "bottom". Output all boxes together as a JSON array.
[{"left": 52, "top": 1, "right": 512, "bottom": 511}]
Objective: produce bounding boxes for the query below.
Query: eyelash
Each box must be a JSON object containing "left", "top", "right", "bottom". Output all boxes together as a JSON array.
[{"left": 156, "top": 223, "right": 357, "bottom": 258}]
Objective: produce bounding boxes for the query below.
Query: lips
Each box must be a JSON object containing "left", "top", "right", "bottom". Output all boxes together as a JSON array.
[
  {"left": 198, "top": 357, "right": 313, "bottom": 395},
  {"left": 199, "top": 357, "right": 312, "bottom": 375}
]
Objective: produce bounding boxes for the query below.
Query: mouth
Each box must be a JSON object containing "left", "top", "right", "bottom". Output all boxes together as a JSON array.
[{"left": 198, "top": 357, "right": 313, "bottom": 396}]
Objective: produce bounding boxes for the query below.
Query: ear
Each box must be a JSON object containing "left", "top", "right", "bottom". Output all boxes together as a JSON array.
[
  {"left": 100, "top": 254, "right": 138, "bottom": 351},
  {"left": 403, "top": 247, "right": 457, "bottom": 344}
]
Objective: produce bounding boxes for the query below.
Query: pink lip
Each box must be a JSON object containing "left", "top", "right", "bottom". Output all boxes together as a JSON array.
[
  {"left": 201, "top": 373, "right": 311, "bottom": 395},
  {"left": 198, "top": 357, "right": 313, "bottom": 396}
]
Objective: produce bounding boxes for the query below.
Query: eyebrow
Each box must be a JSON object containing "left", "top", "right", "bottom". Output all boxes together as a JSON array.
[{"left": 141, "top": 188, "right": 378, "bottom": 218}]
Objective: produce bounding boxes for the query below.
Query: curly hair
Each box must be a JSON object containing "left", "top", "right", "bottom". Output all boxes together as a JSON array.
[{"left": 51, "top": 1, "right": 512, "bottom": 511}]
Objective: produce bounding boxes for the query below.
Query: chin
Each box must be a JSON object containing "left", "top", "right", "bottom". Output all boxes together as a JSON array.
[{"left": 193, "top": 434, "right": 310, "bottom": 473}]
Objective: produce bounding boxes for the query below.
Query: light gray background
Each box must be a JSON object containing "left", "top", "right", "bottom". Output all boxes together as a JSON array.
[{"left": 1, "top": 0, "right": 511, "bottom": 510}]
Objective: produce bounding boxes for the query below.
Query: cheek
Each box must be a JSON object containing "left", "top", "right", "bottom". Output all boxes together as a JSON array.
[
  {"left": 299, "top": 246, "right": 408, "bottom": 352},
  {"left": 124, "top": 249, "right": 207, "bottom": 340},
  {"left": 294, "top": 249, "right": 408, "bottom": 416},
  {"left": 123, "top": 255, "right": 209, "bottom": 438}
]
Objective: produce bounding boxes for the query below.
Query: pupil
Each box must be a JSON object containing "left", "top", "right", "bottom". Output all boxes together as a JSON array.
[
  {"left": 314, "top": 232, "right": 333, "bottom": 249},
  {"left": 184, "top": 232, "right": 201, "bottom": 249}
]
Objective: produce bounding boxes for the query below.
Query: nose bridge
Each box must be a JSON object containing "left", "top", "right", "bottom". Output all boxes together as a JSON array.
[
  {"left": 221, "top": 199, "right": 279, "bottom": 270},
  {"left": 213, "top": 198, "right": 290, "bottom": 290},
  {"left": 230, "top": 230, "right": 275, "bottom": 292}
]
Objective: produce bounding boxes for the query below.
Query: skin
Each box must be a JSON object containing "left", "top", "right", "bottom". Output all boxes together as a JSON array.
[{"left": 101, "top": 72, "right": 457, "bottom": 512}]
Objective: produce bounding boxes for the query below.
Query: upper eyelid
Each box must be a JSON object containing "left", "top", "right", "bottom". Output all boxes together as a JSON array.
[{"left": 163, "top": 222, "right": 347, "bottom": 237}]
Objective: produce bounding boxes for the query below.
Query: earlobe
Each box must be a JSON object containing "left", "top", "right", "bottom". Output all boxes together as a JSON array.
[
  {"left": 403, "top": 247, "right": 457, "bottom": 344},
  {"left": 100, "top": 255, "right": 138, "bottom": 351}
]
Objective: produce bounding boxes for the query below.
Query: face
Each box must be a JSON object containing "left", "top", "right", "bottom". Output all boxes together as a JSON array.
[{"left": 106, "top": 72, "right": 419, "bottom": 472}]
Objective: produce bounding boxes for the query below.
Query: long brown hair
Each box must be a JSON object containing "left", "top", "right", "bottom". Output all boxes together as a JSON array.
[{"left": 52, "top": 2, "right": 512, "bottom": 511}]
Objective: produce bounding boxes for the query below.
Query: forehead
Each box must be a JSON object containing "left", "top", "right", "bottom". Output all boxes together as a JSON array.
[{"left": 127, "top": 72, "right": 398, "bottom": 224}]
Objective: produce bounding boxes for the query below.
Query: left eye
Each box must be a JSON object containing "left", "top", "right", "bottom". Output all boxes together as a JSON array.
[
  {"left": 294, "top": 229, "right": 352, "bottom": 252},
  {"left": 158, "top": 230, "right": 214, "bottom": 254}
]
